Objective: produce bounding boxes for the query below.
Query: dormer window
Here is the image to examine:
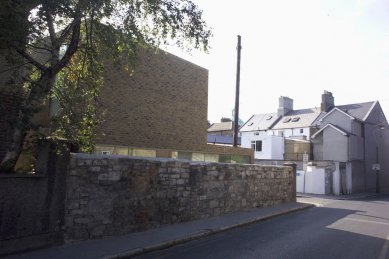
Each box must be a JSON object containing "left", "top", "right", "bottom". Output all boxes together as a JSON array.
[
  {"left": 292, "top": 117, "right": 300, "bottom": 122},
  {"left": 283, "top": 118, "right": 291, "bottom": 123},
  {"left": 266, "top": 115, "right": 273, "bottom": 120},
  {"left": 248, "top": 122, "right": 254, "bottom": 126}
]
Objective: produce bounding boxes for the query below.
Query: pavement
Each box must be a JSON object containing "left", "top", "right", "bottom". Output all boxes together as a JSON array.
[
  {"left": 297, "top": 191, "right": 383, "bottom": 200},
  {"left": 7, "top": 202, "right": 314, "bottom": 259}
]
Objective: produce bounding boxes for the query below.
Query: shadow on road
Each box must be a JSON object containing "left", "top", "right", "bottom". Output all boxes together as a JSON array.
[{"left": 136, "top": 202, "right": 389, "bottom": 259}]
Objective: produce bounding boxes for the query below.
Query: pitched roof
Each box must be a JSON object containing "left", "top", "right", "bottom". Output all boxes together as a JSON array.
[
  {"left": 240, "top": 113, "right": 280, "bottom": 132},
  {"left": 336, "top": 101, "right": 375, "bottom": 121},
  {"left": 241, "top": 100, "right": 379, "bottom": 132},
  {"left": 207, "top": 121, "right": 233, "bottom": 132},
  {"left": 318, "top": 107, "right": 356, "bottom": 123},
  {"left": 311, "top": 123, "right": 349, "bottom": 139},
  {"left": 272, "top": 108, "right": 324, "bottom": 130}
]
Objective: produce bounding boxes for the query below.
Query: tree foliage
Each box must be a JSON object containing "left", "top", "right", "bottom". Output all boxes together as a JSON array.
[{"left": 0, "top": 0, "right": 211, "bottom": 172}]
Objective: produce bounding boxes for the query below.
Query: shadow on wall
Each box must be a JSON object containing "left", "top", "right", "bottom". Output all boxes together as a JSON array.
[{"left": 0, "top": 140, "right": 70, "bottom": 256}]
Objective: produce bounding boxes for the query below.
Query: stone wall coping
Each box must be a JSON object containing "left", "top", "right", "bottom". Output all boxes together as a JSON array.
[
  {"left": 0, "top": 174, "right": 46, "bottom": 178},
  {"left": 71, "top": 153, "right": 290, "bottom": 169},
  {"left": 72, "top": 153, "right": 186, "bottom": 162}
]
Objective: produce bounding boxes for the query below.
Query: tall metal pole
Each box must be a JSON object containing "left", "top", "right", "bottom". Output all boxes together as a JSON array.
[{"left": 233, "top": 35, "right": 242, "bottom": 147}]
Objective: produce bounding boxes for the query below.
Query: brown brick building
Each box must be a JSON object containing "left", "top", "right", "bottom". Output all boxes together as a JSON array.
[
  {"left": 0, "top": 47, "right": 253, "bottom": 164},
  {"left": 97, "top": 48, "right": 208, "bottom": 152},
  {"left": 94, "top": 47, "right": 253, "bottom": 163}
]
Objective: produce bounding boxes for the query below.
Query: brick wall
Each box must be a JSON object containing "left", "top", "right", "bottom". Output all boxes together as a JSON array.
[
  {"left": 96, "top": 48, "right": 209, "bottom": 151},
  {"left": 65, "top": 153, "right": 296, "bottom": 242}
]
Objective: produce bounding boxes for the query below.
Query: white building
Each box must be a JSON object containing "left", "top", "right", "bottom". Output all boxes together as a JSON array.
[
  {"left": 240, "top": 113, "right": 283, "bottom": 159},
  {"left": 240, "top": 96, "right": 324, "bottom": 160}
]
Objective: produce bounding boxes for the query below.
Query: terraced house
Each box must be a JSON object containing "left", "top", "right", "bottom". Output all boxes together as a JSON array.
[{"left": 241, "top": 91, "right": 389, "bottom": 193}]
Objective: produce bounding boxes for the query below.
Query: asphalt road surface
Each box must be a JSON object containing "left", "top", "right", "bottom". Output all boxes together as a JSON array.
[{"left": 135, "top": 194, "right": 389, "bottom": 259}]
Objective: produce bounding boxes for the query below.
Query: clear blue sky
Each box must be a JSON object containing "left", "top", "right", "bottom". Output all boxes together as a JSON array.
[{"left": 166, "top": 0, "right": 389, "bottom": 123}]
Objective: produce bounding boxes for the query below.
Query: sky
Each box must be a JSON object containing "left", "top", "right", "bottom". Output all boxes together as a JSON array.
[{"left": 165, "top": 0, "right": 389, "bottom": 123}]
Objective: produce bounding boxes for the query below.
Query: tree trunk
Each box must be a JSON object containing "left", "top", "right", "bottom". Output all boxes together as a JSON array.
[{"left": 0, "top": 72, "right": 55, "bottom": 172}]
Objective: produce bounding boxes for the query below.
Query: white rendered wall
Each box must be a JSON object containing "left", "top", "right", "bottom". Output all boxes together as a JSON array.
[
  {"left": 277, "top": 127, "right": 310, "bottom": 140},
  {"left": 296, "top": 170, "right": 305, "bottom": 193},
  {"left": 240, "top": 132, "right": 283, "bottom": 159},
  {"left": 304, "top": 166, "right": 326, "bottom": 194}
]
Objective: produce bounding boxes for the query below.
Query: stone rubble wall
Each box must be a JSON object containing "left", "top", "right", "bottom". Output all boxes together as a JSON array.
[{"left": 65, "top": 153, "right": 296, "bottom": 242}]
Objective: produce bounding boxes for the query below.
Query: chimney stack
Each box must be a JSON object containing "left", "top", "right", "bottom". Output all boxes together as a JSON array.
[
  {"left": 321, "top": 91, "right": 334, "bottom": 112},
  {"left": 277, "top": 96, "right": 293, "bottom": 116}
]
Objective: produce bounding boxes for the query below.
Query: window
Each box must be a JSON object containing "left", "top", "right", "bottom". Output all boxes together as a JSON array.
[
  {"left": 283, "top": 118, "right": 291, "bottom": 123},
  {"left": 254, "top": 132, "right": 259, "bottom": 136},
  {"left": 266, "top": 115, "right": 273, "bottom": 120},
  {"left": 101, "top": 151, "right": 111, "bottom": 155},
  {"left": 251, "top": 140, "right": 262, "bottom": 152},
  {"left": 300, "top": 129, "right": 304, "bottom": 133},
  {"left": 292, "top": 117, "right": 300, "bottom": 122}
]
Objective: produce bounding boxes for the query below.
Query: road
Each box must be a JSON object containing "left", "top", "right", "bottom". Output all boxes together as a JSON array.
[{"left": 135, "top": 194, "right": 389, "bottom": 259}]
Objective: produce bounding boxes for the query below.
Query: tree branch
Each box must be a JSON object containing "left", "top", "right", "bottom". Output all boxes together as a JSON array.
[
  {"left": 0, "top": 61, "right": 30, "bottom": 74},
  {"left": 44, "top": 7, "right": 60, "bottom": 67},
  {"left": 25, "top": 42, "right": 52, "bottom": 52},
  {"left": 46, "top": 10, "right": 57, "bottom": 48},
  {"left": 9, "top": 41, "right": 47, "bottom": 72},
  {"left": 57, "top": 19, "right": 77, "bottom": 44},
  {"left": 52, "top": 17, "right": 81, "bottom": 74}
]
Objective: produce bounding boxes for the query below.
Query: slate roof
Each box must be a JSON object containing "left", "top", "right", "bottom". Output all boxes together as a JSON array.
[
  {"left": 240, "top": 113, "right": 280, "bottom": 132},
  {"left": 241, "top": 101, "right": 378, "bottom": 132},
  {"left": 207, "top": 134, "right": 240, "bottom": 145},
  {"left": 336, "top": 101, "right": 375, "bottom": 121},
  {"left": 207, "top": 121, "right": 233, "bottom": 132},
  {"left": 272, "top": 108, "right": 324, "bottom": 130}
]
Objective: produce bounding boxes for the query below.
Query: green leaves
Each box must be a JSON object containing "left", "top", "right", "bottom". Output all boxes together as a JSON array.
[
  {"left": 1, "top": 0, "right": 211, "bottom": 169},
  {"left": 51, "top": 25, "right": 103, "bottom": 152}
]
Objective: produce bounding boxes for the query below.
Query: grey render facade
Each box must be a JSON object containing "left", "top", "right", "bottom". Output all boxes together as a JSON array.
[
  {"left": 312, "top": 101, "right": 389, "bottom": 193},
  {"left": 241, "top": 91, "right": 389, "bottom": 193}
]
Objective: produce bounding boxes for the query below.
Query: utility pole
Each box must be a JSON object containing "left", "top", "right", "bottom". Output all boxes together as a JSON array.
[
  {"left": 233, "top": 35, "right": 242, "bottom": 147},
  {"left": 376, "top": 146, "right": 380, "bottom": 193}
]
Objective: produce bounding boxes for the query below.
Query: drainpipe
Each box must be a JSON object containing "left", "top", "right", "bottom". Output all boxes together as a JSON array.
[
  {"left": 347, "top": 135, "right": 351, "bottom": 194},
  {"left": 376, "top": 146, "right": 380, "bottom": 193},
  {"left": 363, "top": 123, "right": 367, "bottom": 191}
]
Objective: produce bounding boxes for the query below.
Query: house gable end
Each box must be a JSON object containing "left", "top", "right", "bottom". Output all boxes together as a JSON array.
[
  {"left": 312, "top": 124, "right": 348, "bottom": 139},
  {"left": 363, "top": 101, "right": 389, "bottom": 126},
  {"left": 319, "top": 107, "right": 355, "bottom": 123},
  {"left": 319, "top": 108, "right": 357, "bottom": 133}
]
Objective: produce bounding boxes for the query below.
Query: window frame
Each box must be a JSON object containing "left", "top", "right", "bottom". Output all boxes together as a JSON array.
[{"left": 251, "top": 140, "right": 262, "bottom": 152}]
